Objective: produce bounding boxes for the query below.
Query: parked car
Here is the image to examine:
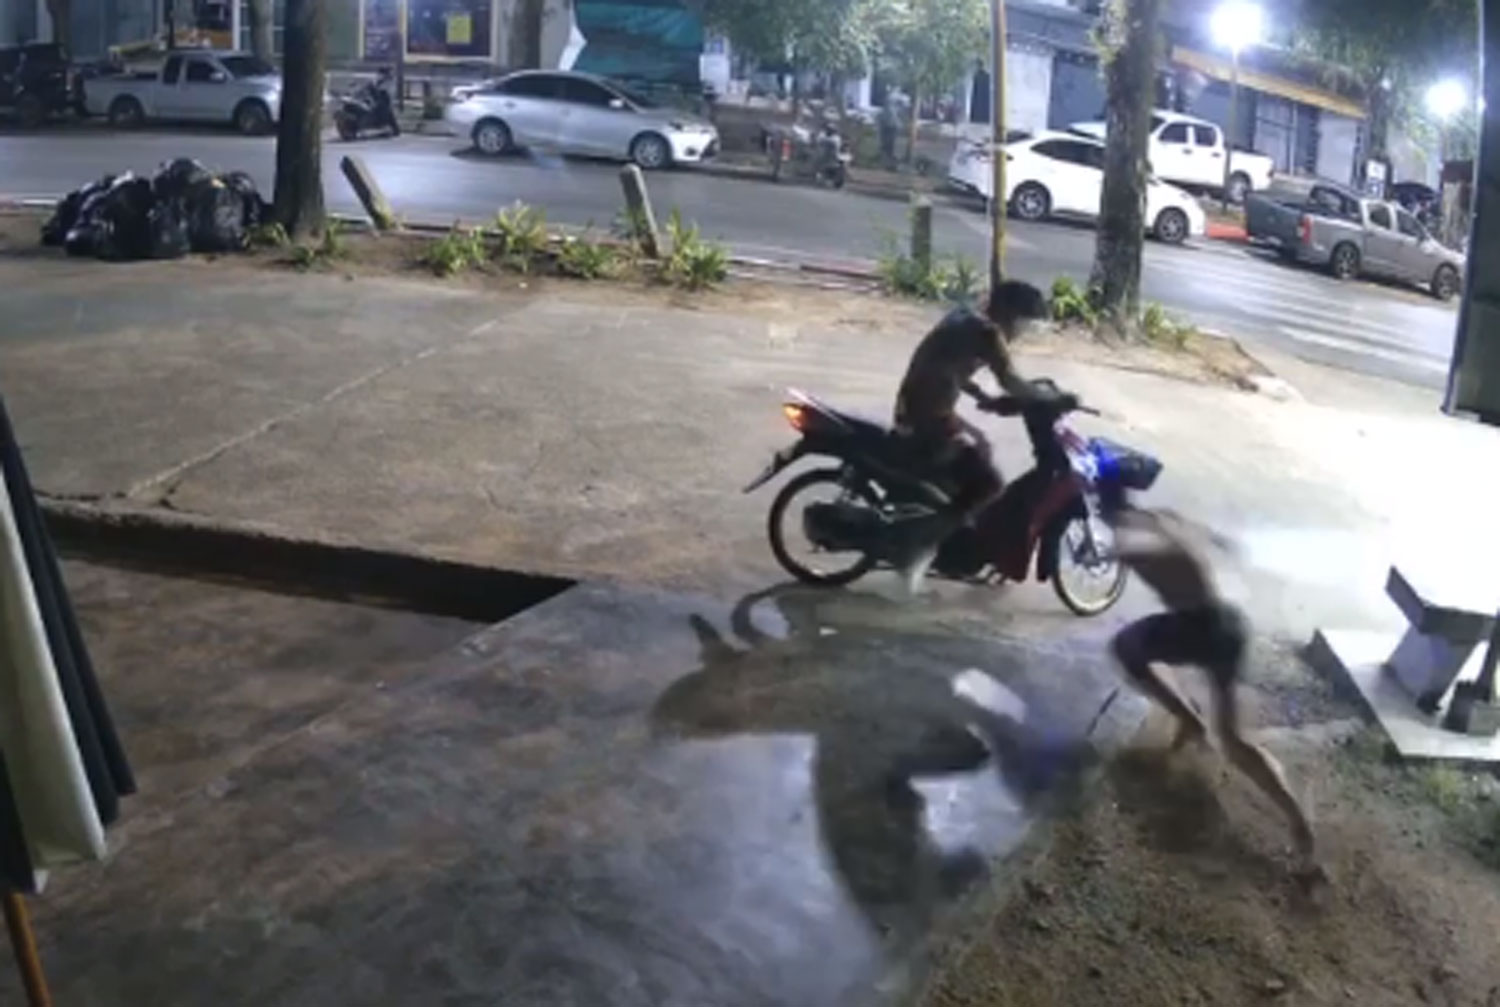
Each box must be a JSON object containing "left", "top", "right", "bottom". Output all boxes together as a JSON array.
[
  {"left": 83, "top": 50, "right": 281, "bottom": 134},
  {"left": 0, "top": 42, "right": 77, "bottom": 127},
  {"left": 1070, "top": 110, "right": 1275, "bottom": 204},
  {"left": 447, "top": 70, "right": 719, "bottom": 169},
  {"left": 948, "top": 130, "right": 1206, "bottom": 245},
  {"left": 1245, "top": 179, "right": 1465, "bottom": 300}
]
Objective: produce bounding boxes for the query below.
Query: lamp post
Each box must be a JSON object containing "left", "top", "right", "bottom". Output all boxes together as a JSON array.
[
  {"left": 990, "top": 0, "right": 1007, "bottom": 288},
  {"left": 1210, "top": 1, "right": 1263, "bottom": 211}
]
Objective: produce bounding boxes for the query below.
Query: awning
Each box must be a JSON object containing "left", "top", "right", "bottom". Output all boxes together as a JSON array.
[{"left": 1171, "top": 45, "right": 1367, "bottom": 120}]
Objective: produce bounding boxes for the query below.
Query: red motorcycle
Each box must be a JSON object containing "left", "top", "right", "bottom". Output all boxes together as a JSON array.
[{"left": 744, "top": 382, "right": 1162, "bottom": 616}]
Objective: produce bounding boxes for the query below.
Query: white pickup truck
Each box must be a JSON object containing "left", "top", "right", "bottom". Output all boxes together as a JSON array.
[
  {"left": 1071, "top": 109, "right": 1276, "bottom": 204},
  {"left": 83, "top": 49, "right": 282, "bottom": 135}
]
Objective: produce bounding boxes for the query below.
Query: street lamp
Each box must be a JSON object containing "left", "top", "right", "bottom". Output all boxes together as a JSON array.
[
  {"left": 1210, "top": 1, "right": 1263, "bottom": 210},
  {"left": 1426, "top": 77, "right": 1469, "bottom": 122}
]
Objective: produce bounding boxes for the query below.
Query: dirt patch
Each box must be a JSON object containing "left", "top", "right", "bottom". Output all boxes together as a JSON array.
[
  {"left": 1026, "top": 324, "right": 1270, "bottom": 391},
  {"left": 919, "top": 647, "right": 1500, "bottom": 1007}
]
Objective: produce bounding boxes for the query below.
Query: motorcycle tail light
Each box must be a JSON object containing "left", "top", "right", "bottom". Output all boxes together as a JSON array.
[{"left": 783, "top": 403, "right": 808, "bottom": 431}]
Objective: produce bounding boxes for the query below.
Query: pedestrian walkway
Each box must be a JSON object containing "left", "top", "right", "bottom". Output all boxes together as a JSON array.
[{"left": 11, "top": 579, "right": 1134, "bottom": 1007}]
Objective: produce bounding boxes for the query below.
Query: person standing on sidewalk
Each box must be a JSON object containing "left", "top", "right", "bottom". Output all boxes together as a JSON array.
[{"left": 1099, "top": 482, "right": 1320, "bottom": 876}]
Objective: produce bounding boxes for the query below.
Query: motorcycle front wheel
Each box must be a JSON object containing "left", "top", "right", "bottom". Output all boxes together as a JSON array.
[
  {"left": 1049, "top": 513, "right": 1128, "bottom": 616},
  {"left": 767, "top": 468, "right": 880, "bottom": 587}
]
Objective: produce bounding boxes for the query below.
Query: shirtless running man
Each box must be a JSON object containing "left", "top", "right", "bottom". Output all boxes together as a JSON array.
[{"left": 1100, "top": 485, "right": 1318, "bottom": 872}]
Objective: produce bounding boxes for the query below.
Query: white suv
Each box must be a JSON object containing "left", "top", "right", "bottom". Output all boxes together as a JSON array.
[
  {"left": 447, "top": 70, "right": 719, "bottom": 170},
  {"left": 1071, "top": 110, "right": 1275, "bottom": 204}
]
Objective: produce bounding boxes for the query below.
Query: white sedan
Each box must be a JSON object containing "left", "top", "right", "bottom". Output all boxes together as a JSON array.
[{"left": 948, "top": 130, "right": 1206, "bottom": 245}]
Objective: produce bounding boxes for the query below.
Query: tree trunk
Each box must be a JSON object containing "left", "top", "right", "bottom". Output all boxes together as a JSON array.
[
  {"left": 1088, "top": 0, "right": 1160, "bottom": 332},
  {"left": 509, "top": 0, "right": 547, "bottom": 69},
  {"left": 273, "top": 0, "right": 327, "bottom": 239},
  {"left": 248, "top": 0, "right": 275, "bottom": 61},
  {"left": 44, "top": 0, "right": 70, "bottom": 50},
  {"left": 905, "top": 85, "right": 921, "bottom": 166}
]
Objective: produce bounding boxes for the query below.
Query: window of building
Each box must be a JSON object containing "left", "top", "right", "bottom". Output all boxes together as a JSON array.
[
  {"left": 237, "top": 0, "right": 285, "bottom": 55},
  {"left": 406, "top": 0, "right": 493, "bottom": 59}
]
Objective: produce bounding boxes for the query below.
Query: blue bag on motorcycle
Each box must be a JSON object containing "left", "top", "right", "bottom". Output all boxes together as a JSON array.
[{"left": 1089, "top": 438, "right": 1162, "bottom": 491}]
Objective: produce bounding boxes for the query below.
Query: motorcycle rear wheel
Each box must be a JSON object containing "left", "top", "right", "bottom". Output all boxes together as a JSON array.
[
  {"left": 767, "top": 468, "right": 880, "bottom": 587},
  {"left": 1049, "top": 513, "right": 1128, "bottom": 616},
  {"left": 336, "top": 114, "right": 358, "bottom": 141}
]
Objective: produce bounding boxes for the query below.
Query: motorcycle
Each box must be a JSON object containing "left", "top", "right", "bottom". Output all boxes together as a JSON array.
[
  {"left": 744, "top": 381, "right": 1163, "bottom": 616},
  {"left": 334, "top": 85, "right": 399, "bottom": 141},
  {"left": 768, "top": 121, "right": 851, "bottom": 189}
]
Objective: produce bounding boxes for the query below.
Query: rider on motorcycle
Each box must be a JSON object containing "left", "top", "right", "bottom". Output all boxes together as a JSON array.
[
  {"left": 890, "top": 278, "right": 1072, "bottom": 592},
  {"left": 361, "top": 66, "right": 400, "bottom": 137}
]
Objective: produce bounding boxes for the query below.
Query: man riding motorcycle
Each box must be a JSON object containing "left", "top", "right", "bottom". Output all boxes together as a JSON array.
[
  {"left": 890, "top": 279, "right": 1072, "bottom": 592},
  {"left": 361, "top": 67, "right": 400, "bottom": 137}
]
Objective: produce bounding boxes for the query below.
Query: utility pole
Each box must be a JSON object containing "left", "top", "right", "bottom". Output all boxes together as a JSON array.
[
  {"left": 989, "top": 0, "right": 1007, "bottom": 287},
  {"left": 1222, "top": 42, "right": 1240, "bottom": 211}
]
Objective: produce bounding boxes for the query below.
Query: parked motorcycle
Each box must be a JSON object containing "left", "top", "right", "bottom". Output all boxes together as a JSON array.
[
  {"left": 768, "top": 121, "right": 851, "bottom": 189},
  {"left": 334, "top": 85, "right": 399, "bottom": 141},
  {"left": 744, "top": 381, "right": 1163, "bottom": 616}
]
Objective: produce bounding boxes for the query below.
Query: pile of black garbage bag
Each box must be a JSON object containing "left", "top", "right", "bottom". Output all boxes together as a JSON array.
[{"left": 41, "top": 158, "right": 268, "bottom": 261}]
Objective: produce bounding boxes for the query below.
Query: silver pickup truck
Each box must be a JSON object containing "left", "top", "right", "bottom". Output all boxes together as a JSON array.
[
  {"left": 83, "top": 50, "right": 281, "bottom": 135},
  {"left": 1246, "top": 179, "right": 1466, "bottom": 300}
]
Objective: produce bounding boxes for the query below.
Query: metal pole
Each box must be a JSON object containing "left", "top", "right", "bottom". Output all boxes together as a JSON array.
[
  {"left": 1222, "top": 45, "right": 1239, "bottom": 212},
  {"left": 989, "top": 0, "right": 1007, "bottom": 287}
]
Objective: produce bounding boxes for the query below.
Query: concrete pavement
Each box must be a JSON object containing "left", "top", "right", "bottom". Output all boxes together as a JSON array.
[
  {"left": 0, "top": 127, "right": 1460, "bottom": 388},
  {"left": 1, "top": 250, "right": 1495, "bottom": 646}
]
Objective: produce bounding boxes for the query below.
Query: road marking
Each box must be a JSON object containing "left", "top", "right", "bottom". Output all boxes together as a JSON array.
[{"left": 1276, "top": 325, "right": 1450, "bottom": 374}]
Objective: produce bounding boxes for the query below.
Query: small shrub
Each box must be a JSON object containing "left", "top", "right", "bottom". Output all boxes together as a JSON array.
[
  {"left": 944, "top": 255, "right": 981, "bottom": 303},
  {"left": 493, "top": 201, "right": 548, "bottom": 271},
  {"left": 1141, "top": 301, "right": 1195, "bottom": 349},
  {"left": 287, "top": 222, "right": 351, "bottom": 270},
  {"left": 249, "top": 221, "right": 290, "bottom": 249},
  {"left": 662, "top": 209, "right": 728, "bottom": 289},
  {"left": 556, "top": 233, "right": 619, "bottom": 280},
  {"left": 1050, "top": 275, "right": 1097, "bottom": 326},
  {"left": 877, "top": 240, "right": 977, "bottom": 303},
  {"left": 421, "top": 224, "right": 487, "bottom": 276}
]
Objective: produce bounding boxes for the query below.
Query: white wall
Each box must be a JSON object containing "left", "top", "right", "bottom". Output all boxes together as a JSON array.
[{"left": 1006, "top": 44, "right": 1052, "bottom": 137}]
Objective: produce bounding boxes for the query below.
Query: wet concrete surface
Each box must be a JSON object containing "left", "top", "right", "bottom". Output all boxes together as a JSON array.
[{"left": 6, "top": 572, "right": 1138, "bottom": 1007}]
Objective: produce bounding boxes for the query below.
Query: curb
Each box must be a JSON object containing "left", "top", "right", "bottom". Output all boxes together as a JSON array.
[
  {"left": 1205, "top": 221, "right": 1249, "bottom": 242},
  {"left": 41, "top": 499, "right": 571, "bottom": 623}
]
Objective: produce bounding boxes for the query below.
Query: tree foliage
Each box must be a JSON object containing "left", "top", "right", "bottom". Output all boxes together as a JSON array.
[
  {"left": 874, "top": 0, "right": 987, "bottom": 103},
  {"left": 1290, "top": 0, "right": 1478, "bottom": 157}
]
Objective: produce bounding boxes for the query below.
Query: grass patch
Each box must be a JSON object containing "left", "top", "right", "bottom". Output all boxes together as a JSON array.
[
  {"left": 555, "top": 232, "right": 620, "bottom": 280},
  {"left": 492, "top": 201, "right": 549, "bottom": 273},
  {"left": 1049, "top": 275, "right": 1097, "bottom": 325},
  {"left": 1141, "top": 301, "right": 1197, "bottom": 349},
  {"left": 289, "top": 222, "right": 351, "bottom": 270},
  {"left": 419, "top": 224, "right": 487, "bottom": 276},
  {"left": 662, "top": 210, "right": 728, "bottom": 290}
]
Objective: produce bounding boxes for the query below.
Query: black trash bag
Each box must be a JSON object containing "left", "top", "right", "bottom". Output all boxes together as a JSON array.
[
  {"left": 42, "top": 174, "right": 115, "bottom": 247},
  {"left": 63, "top": 189, "right": 112, "bottom": 257},
  {"left": 151, "top": 157, "right": 213, "bottom": 203},
  {"left": 146, "top": 201, "right": 191, "bottom": 260},
  {"left": 218, "top": 171, "right": 266, "bottom": 230},
  {"left": 183, "top": 179, "right": 247, "bottom": 253},
  {"left": 92, "top": 174, "right": 155, "bottom": 261}
]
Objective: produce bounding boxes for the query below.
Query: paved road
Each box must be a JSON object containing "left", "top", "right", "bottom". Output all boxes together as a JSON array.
[{"left": 0, "top": 126, "right": 1460, "bottom": 388}]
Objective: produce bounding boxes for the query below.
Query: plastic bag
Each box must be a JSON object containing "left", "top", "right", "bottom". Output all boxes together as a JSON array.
[
  {"left": 42, "top": 174, "right": 115, "bottom": 247},
  {"left": 151, "top": 157, "right": 213, "bottom": 203},
  {"left": 146, "top": 201, "right": 191, "bottom": 259},
  {"left": 184, "top": 179, "right": 247, "bottom": 253},
  {"left": 63, "top": 189, "right": 111, "bottom": 257},
  {"left": 218, "top": 171, "right": 266, "bottom": 230},
  {"left": 92, "top": 175, "right": 155, "bottom": 261}
]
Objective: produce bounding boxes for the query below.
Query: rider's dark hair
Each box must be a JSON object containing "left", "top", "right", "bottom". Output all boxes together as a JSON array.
[{"left": 986, "top": 280, "right": 1050, "bottom": 330}]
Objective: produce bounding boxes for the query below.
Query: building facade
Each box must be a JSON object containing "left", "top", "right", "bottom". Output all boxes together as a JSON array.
[{"left": 43, "top": 0, "right": 700, "bottom": 85}]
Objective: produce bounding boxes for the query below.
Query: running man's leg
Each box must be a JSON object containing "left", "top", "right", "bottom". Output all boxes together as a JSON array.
[
  {"left": 1110, "top": 614, "right": 1210, "bottom": 746},
  {"left": 1211, "top": 669, "right": 1316, "bottom": 864}
]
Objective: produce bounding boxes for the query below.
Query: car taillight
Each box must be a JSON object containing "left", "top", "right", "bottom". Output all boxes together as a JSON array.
[
  {"left": 783, "top": 402, "right": 807, "bottom": 431},
  {"left": 1299, "top": 214, "right": 1312, "bottom": 245}
]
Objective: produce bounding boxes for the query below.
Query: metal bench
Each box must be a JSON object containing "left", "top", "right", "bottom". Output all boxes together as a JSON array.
[{"left": 1384, "top": 565, "right": 1497, "bottom": 713}]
